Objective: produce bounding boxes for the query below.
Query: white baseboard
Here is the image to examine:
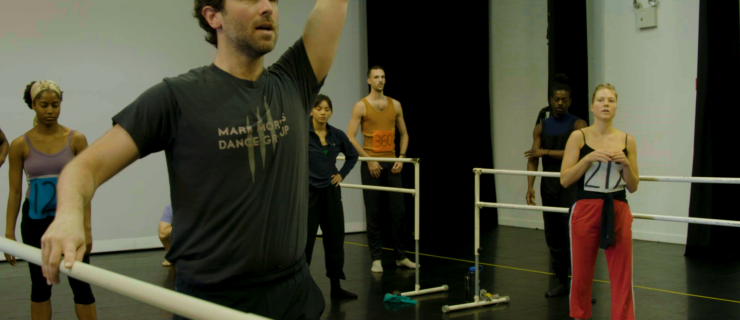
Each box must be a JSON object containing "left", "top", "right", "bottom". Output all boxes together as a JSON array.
[
  {"left": 498, "top": 218, "right": 545, "bottom": 230},
  {"left": 0, "top": 236, "right": 165, "bottom": 262},
  {"left": 2, "top": 223, "right": 369, "bottom": 261},
  {"left": 89, "top": 236, "right": 164, "bottom": 253},
  {"left": 631, "top": 231, "right": 686, "bottom": 244}
]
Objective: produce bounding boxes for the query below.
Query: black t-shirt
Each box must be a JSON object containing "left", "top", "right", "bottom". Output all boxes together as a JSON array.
[{"left": 113, "top": 39, "right": 323, "bottom": 286}]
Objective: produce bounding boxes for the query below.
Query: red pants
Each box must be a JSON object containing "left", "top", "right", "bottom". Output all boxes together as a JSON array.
[{"left": 570, "top": 199, "right": 635, "bottom": 320}]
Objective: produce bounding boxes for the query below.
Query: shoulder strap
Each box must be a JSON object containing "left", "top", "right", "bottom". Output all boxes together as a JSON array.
[
  {"left": 624, "top": 134, "right": 629, "bottom": 148},
  {"left": 579, "top": 129, "right": 586, "bottom": 144},
  {"left": 386, "top": 97, "right": 398, "bottom": 118},
  {"left": 361, "top": 98, "right": 372, "bottom": 112},
  {"left": 22, "top": 134, "right": 37, "bottom": 153},
  {"left": 66, "top": 130, "right": 75, "bottom": 148}
]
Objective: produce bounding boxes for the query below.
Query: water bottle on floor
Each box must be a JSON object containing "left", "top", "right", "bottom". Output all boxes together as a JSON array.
[{"left": 464, "top": 266, "right": 482, "bottom": 302}]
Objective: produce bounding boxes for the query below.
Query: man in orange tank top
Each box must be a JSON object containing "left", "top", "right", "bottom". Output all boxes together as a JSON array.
[{"left": 347, "top": 66, "right": 416, "bottom": 273}]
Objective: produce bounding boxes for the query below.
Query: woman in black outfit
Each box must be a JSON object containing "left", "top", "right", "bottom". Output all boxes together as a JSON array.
[{"left": 306, "top": 94, "right": 359, "bottom": 299}]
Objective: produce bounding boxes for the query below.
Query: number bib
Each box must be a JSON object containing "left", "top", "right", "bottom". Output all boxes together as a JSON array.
[
  {"left": 28, "top": 176, "right": 58, "bottom": 220},
  {"left": 583, "top": 161, "right": 626, "bottom": 193},
  {"left": 372, "top": 130, "right": 395, "bottom": 153}
]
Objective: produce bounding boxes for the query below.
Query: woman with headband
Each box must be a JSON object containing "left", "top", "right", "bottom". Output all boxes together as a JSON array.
[
  {"left": 560, "top": 84, "right": 639, "bottom": 320},
  {"left": 3, "top": 80, "right": 97, "bottom": 319}
]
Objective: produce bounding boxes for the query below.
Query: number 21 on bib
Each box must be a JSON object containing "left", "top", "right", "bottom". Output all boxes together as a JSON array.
[
  {"left": 28, "top": 176, "right": 58, "bottom": 220},
  {"left": 583, "top": 161, "right": 626, "bottom": 193}
]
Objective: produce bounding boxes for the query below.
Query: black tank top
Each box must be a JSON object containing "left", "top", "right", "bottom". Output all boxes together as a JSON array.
[
  {"left": 541, "top": 115, "right": 578, "bottom": 173},
  {"left": 539, "top": 115, "right": 579, "bottom": 203},
  {"left": 573, "top": 130, "right": 630, "bottom": 250},
  {"left": 577, "top": 131, "right": 629, "bottom": 193}
]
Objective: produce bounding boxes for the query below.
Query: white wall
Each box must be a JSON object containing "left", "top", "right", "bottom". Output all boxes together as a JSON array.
[
  {"left": 490, "top": 0, "right": 550, "bottom": 229},
  {"left": 491, "top": 0, "right": 700, "bottom": 244},
  {"left": 0, "top": 0, "right": 368, "bottom": 256},
  {"left": 587, "top": 0, "right": 699, "bottom": 244}
]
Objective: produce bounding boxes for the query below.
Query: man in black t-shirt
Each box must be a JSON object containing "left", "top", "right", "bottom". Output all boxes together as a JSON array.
[{"left": 39, "top": 1, "right": 350, "bottom": 319}]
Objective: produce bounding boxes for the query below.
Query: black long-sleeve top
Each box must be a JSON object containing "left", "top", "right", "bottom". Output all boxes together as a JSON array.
[{"left": 309, "top": 123, "right": 359, "bottom": 188}]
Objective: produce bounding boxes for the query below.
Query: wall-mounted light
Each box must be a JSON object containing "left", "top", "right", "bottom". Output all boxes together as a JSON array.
[{"left": 636, "top": 0, "right": 658, "bottom": 29}]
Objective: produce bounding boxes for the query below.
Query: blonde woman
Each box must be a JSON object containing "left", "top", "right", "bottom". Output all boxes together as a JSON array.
[{"left": 560, "top": 84, "right": 639, "bottom": 320}]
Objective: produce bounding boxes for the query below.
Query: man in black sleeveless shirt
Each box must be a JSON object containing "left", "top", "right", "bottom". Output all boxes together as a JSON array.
[{"left": 525, "top": 80, "right": 587, "bottom": 297}]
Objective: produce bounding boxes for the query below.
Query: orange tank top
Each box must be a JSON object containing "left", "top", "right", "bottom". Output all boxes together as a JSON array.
[{"left": 361, "top": 97, "right": 396, "bottom": 158}]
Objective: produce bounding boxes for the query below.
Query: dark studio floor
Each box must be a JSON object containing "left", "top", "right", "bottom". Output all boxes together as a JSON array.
[{"left": 1, "top": 226, "right": 739, "bottom": 320}]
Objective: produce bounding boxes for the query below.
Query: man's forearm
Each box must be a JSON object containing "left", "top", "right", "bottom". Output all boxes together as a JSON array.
[
  {"left": 546, "top": 149, "right": 565, "bottom": 160},
  {"left": 527, "top": 159, "right": 538, "bottom": 188},
  {"left": 348, "top": 138, "right": 372, "bottom": 158},
  {"left": 399, "top": 134, "right": 409, "bottom": 156},
  {"left": 56, "top": 158, "right": 98, "bottom": 218}
]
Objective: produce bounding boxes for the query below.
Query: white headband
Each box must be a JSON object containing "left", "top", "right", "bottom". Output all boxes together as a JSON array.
[{"left": 30, "top": 80, "right": 62, "bottom": 102}]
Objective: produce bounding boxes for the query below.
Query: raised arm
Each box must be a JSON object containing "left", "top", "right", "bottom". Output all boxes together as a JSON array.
[
  {"left": 303, "top": 0, "right": 349, "bottom": 82},
  {"left": 0, "top": 129, "right": 8, "bottom": 168},
  {"left": 41, "top": 125, "right": 140, "bottom": 284}
]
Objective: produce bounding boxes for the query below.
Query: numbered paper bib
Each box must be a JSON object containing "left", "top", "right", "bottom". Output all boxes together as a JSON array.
[
  {"left": 372, "top": 130, "right": 395, "bottom": 153},
  {"left": 583, "top": 161, "right": 626, "bottom": 193},
  {"left": 28, "top": 176, "right": 58, "bottom": 220}
]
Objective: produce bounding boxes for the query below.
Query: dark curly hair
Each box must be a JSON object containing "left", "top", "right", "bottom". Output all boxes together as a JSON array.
[
  {"left": 23, "top": 81, "right": 63, "bottom": 109},
  {"left": 193, "top": 0, "right": 225, "bottom": 48},
  {"left": 549, "top": 73, "right": 572, "bottom": 98}
]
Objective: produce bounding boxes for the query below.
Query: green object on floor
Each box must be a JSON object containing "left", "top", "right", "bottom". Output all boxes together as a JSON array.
[{"left": 383, "top": 293, "right": 417, "bottom": 305}]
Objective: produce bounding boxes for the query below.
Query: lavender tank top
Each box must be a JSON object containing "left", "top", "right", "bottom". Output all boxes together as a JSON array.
[{"left": 23, "top": 130, "right": 75, "bottom": 201}]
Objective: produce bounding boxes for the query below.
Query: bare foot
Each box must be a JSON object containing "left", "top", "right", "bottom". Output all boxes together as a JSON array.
[
  {"left": 162, "top": 260, "right": 172, "bottom": 267},
  {"left": 371, "top": 260, "right": 383, "bottom": 273},
  {"left": 396, "top": 258, "right": 418, "bottom": 269}
]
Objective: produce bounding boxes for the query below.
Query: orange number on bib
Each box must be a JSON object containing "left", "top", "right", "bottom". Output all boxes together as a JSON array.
[{"left": 372, "top": 130, "right": 394, "bottom": 153}]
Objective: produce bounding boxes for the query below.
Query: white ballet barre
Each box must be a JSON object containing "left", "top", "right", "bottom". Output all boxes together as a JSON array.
[
  {"left": 336, "top": 156, "right": 449, "bottom": 297},
  {"left": 0, "top": 238, "right": 269, "bottom": 320},
  {"left": 338, "top": 156, "right": 417, "bottom": 163},
  {"left": 338, "top": 184, "right": 416, "bottom": 195},
  {"left": 479, "top": 203, "right": 740, "bottom": 228},
  {"left": 478, "top": 169, "right": 740, "bottom": 185}
]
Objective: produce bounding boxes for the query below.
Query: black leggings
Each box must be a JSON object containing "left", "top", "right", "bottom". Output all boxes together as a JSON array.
[{"left": 20, "top": 199, "right": 95, "bottom": 304}]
